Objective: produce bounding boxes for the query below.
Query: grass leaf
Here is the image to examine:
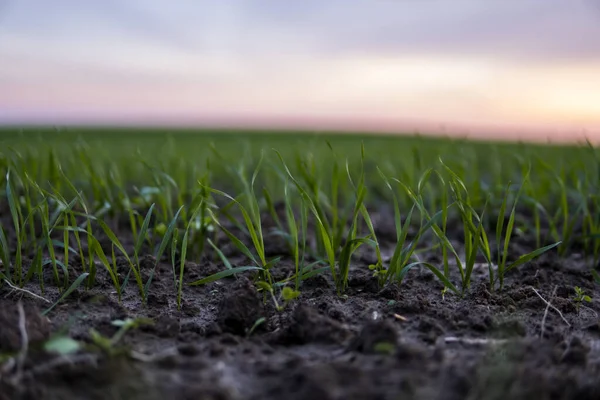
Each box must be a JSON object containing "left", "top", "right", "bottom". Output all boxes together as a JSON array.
[
  {"left": 505, "top": 241, "right": 562, "bottom": 274},
  {"left": 189, "top": 266, "right": 263, "bottom": 286},
  {"left": 42, "top": 272, "right": 89, "bottom": 316}
]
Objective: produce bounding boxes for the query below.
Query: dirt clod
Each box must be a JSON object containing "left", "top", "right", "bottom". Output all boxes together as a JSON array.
[
  {"left": 559, "top": 336, "right": 589, "bottom": 365},
  {"left": 348, "top": 320, "right": 398, "bottom": 354},
  {"left": 0, "top": 300, "right": 50, "bottom": 352},
  {"left": 217, "top": 277, "right": 264, "bottom": 335},
  {"left": 276, "top": 304, "right": 351, "bottom": 345}
]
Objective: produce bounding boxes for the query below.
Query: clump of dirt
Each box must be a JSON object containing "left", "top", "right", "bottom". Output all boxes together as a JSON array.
[
  {"left": 469, "top": 338, "right": 599, "bottom": 400},
  {"left": 274, "top": 304, "right": 351, "bottom": 345},
  {"left": 347, "top": 320, "right": 398, "bottom": 354},
  {"left": 272, "top": 362, "right": 378, "bottom": 400},
  {"left": 217, "top": 277, "right": 264, "bottom": 335},
  {"left": 1, "top": 358, "right": 158, "bottom": 400},
  {"left": 0, "top": 300, "right": 50, "bottom": 352}
]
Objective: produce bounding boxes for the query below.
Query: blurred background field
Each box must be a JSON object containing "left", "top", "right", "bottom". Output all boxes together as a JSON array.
[
  {"left": 1, "top": 126, "right": 596, "bottom": 227},
  {"left": 0, "top": 126, "right": 592, "bottom": 200}
]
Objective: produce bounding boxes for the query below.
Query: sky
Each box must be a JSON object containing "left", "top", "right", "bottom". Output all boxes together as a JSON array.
[{"left": 1, "top": 0, "right": 600, "bottom": 142}]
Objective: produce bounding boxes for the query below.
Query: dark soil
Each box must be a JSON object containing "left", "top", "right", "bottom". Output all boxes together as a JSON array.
[{"left": 1, "top": 210, "right": 600, "bottom": 400}]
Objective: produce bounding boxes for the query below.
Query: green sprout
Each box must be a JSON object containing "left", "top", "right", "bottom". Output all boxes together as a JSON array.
[
  {"left": 89, "top": 317, "right": 154, "bottom": 357},
  {"left": 573, "top": 286, "right": 592, "bottom": 314}
]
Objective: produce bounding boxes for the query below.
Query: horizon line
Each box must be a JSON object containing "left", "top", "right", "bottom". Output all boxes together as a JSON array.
[{"left": 0, "top": 116, "right": 597, "bottom": 146}]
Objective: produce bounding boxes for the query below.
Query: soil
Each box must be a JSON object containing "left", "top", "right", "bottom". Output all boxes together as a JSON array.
[{"left": 1, "top": 208, "right": 600, "bottom": 400}]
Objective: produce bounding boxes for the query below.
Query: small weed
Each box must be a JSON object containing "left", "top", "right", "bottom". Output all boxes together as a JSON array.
[
  {"left": 256, "top": 281, "right": 300, "bottom": 311},
  {"left": 573, "top": 286, "right": 592, "bottom": 314},
  {"left": 89, "top": 317, "right": 154, "bottom": 356},
  {"left": 246, "top": 317, "right": 266, "bottom": 337}
]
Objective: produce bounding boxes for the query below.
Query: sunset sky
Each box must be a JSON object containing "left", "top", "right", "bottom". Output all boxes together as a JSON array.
[{"left": 1, "top": 0, "right": 600, "bottom": 141}]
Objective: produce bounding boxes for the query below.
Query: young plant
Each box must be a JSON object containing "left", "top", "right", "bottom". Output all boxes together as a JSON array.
[
  {"left": 175, "top": 195, "right": 214, "bottom": 310},
  {"left": 199, "top": 153, "right": 278, "bottom": 287},
  {"left": 573, "top": 286, "right": 592, "bottom": 314},
  {"left": 375, "top": 168, "right": 453, "bottom": 291},
  {"left": 89, "top": 317, "right": 153, "bottom": 356},
  {"left": 532, "top": 157, "right": 580, "bottom": 257},
  {"left": 0, "top": 223, "right": 10, "bottom": 280},
  {"left": 23, "top": 176, "right": 80, "bottom": 290},
  {"left": 275, "top": 145, "right": 379, "bottom": 295},
  {"left": 393, "top": 170, "right": 461, "bottom": 296},
  {"left": 95, "top": 219, "right": 146, "bottom": 302},
  {"left": 440, "top": 161, "right": 493, "bottom": 294},
  {"left": 493, "top": 173, "right": 562, "bottom": 290},
  {"left": 5, "top": 170, "right": 23, "bottom": 285},
  {"left": 276, "top": 181, "right": 306, "bottom": 291},
  {"left": 143, "top": 205, "right": 183, "bottom": 297},
  {"left": 256, "top": 281, "right": 300, "bottom": 311}
]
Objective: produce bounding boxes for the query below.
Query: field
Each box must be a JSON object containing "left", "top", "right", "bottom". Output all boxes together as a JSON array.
[{"left": 0, "top": 127, "right": 599, "bottom": 399}]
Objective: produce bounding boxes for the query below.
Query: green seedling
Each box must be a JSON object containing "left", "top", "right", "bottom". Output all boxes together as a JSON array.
[
  {"left": 394, "top": 170, "right": 462, "bottom": 295},
  {"left": 6, "top": 170, "right": 23, "bottom": 285},
  {"left": 492, "top": 171, "right": 562, "bottom": 290},
  {"left": 375, "top": 168, "right": 447, "bottom": 289},
  {"left": 573, "top": 286, "right": 592, "bottom": 314},
  {"left": 144, "top": 205, "right": 184, "bottom": 297},
  {"left": 89, "top": 317, "right": 153, "bottom": 356},
  {"left": 275, "top": 145, "right": 378, "bottom": 295},
  {"left": 42, "top": 272, "right": 89, "bottom": 316},
  {"left": 199, "top": 153, "right": 278, "bottom": 289},
  {"left": 256, "top": 281, "right": 300, "bottom": 311},
  {"left": 96, "top": 219, "right": 146, "bottom": 301},
  {"left": 246, "top": 317, "right": 266, "bottom": 337}
]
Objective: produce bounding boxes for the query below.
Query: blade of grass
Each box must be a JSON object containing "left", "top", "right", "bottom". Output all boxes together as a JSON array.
[
  {"left": 188, "top": 266, "right": 263, "bottom": 286},
  {"left": 42, "top": 272, "right": 89, "bottom": 316}
]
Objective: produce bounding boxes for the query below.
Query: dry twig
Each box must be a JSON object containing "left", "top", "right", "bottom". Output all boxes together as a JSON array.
[
  {"left": 540, "top": 285, "right": 558, "bottom": 338},
  {"left": 531, "top": 286, "right": 571, "bottom": 328},
  {"left": 3, "top": 279, "right": 51, "bottom": 303}
]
